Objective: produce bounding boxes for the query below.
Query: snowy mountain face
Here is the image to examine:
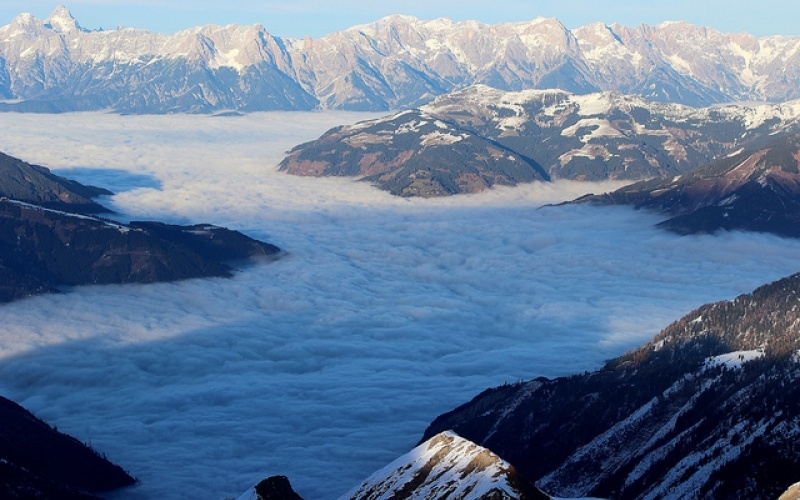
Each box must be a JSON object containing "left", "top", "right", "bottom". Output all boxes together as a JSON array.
[
  {"left": 3, "top": 7, "right": 800, "bottom": 112},
  {"left": 423, "top": 272, "right": 800, "bottom": 500},
  {"left": 339, "top": 431, "right": 552, "bottom": 500},
  {"left": 280, "top": 86, "right": 800, "bottom": 196},
  {"left": 238, "top": 432, "right": 604, "bottom": 500}
]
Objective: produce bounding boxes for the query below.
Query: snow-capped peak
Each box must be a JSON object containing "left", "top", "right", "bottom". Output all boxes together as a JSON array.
[
  {"left": 338, "top": 431, "right": 548, "bottom": 500},
  {"left": 44, "top": 5, "right": 82, "bottom": 33}
]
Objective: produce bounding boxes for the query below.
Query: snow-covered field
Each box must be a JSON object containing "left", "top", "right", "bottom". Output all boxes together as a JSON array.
[{"left": 0, "top": 111, "right": 799, "bottom": 500}]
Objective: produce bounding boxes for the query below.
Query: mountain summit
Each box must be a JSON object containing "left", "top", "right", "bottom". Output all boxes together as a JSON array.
[{"left": 43, "top": 5, "right": 82, "bottom": 33}]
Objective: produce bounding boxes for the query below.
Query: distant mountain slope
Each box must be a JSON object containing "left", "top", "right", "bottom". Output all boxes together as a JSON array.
[
  {"left": 280, "top": 86, "right": 800, "bottom": 196},
  {"left": 0, "top": 394, "right": 135, "bottom": 499},
  {"left": 0, "top": 150, "right": 281, "bottom": 303},
  {"left": 0, "top": 200, "right": 280, "bottom": 302},
  {"left": 423, "top": 272, "right": 800, "bottom": 499},
  {"left": 580, "top": 133, "right": 800, "bottom": 237},
  {"left": 0, "top": 151, "right": 111, "bottom": 213},
  {"left": 3, "top": 7, "right": 800, "bottom": 112},
  {"left": 280, "top": 107, "right": 550, "bottom": 197}
]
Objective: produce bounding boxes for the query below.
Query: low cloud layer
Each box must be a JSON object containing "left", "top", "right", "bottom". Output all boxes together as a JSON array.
[{"left": 0, "top": 112, "right": 799, "bottom": 500}]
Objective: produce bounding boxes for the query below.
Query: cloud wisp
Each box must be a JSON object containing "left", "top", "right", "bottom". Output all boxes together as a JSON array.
[{"left": 0, "top": 112, "right": 799, "bottom": 500}]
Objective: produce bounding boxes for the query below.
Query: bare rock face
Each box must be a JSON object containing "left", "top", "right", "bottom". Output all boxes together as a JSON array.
[{"left": 3, "top": 7, "right": 800, "bottom": 112}]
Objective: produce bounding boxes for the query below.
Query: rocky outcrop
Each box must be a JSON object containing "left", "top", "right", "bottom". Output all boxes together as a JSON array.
[{"left": 236, "top": 476, "right": 305, "bottom": 500}]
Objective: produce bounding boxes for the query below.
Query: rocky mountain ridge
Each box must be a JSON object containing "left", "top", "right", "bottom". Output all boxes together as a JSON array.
[
  {"left": 0, "top": 394, "right": 136, "bottom": 499},
  {"left": 577, "top": 133, "right": 800, "bottom": 237},
  {"left": 422, "top": 271, "right": 800, "bottom": 499},
  {"left": 280, "top": 86, "right": 800, "bottom": 196},
  {"left": 0, "top": 150, "right": 111, "bottom": 213},
  {"left": 236, "top": 432, "right": 593, "bottom": 500},
  {"left": 3, "top": 7, "right": 800, "bottom": 112},
  {"left": 0, "top": 151, "right": 281, "bottom": 302}
]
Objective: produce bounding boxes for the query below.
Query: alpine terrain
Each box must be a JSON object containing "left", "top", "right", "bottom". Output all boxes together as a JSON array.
[
  {"left": 576, "top": 133, "right": 800, "bottom": 238},
  {"left": 3, "top": 6, "right": 800, "bottom": 112},
  {"left": 0, "top": 151, "right": 281, "bottom": 302},
  {"left": 422, "top": 272, "right": 800, "bottom": 500},
  {"left": 238, "top": 432, "right": 597, "bottom": 500},
  {"left": 280, "top": 86, "right": 800, "bottom": 196}
]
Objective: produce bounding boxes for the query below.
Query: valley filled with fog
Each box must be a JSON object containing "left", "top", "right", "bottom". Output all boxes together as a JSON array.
[{"left": 0, "top": 111, "right": 799, "bottom": 500}]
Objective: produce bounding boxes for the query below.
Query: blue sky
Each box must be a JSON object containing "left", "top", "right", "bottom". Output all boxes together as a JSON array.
[{"left": 3, "top": 1, "right": 800, "bottom": 38}]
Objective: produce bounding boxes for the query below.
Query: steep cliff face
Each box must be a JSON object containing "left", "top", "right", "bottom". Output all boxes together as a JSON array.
[
  {"left": 3, "top": 7, "right": 800, "bottom": 113},
  {"left": 423, "top": 272, "right": 800, "bottom": 500}
]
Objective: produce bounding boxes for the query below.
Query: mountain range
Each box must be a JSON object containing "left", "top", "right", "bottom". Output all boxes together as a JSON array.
[
  {"left": 3, "top": 6, "right": 800, "bottom": 113},
  {"left": 280, "top": 85, "right": 800, "bottom": 197}
]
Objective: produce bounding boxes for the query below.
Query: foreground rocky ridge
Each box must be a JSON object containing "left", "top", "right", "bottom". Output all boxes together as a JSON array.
[
  {"left": 422, "top": 272, "right": 800, "bottom": 499},
  {"left": 0, "top": 394, "right": 135, "bottom": 499},
  {"left": 281, "top": 86, "right": 800, "bottom": 196},
  {"left": 4, "top": 7, "right": 800, "bottom": 112},
  {"left": 237, "top": 433, "right": 589, "bottom": 500},
  {"left": 576, "top": 133, "right": 800, "bottom": 237}
]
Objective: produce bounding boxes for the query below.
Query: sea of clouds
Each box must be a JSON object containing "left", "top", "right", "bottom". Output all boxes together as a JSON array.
[{"left": 0, "top": 111, "right": 799, "bottom": 500}]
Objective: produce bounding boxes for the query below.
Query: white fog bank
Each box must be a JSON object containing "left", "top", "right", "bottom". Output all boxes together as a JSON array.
[{"left": 0, "top": 112, "right": 798, "bottom": 500}]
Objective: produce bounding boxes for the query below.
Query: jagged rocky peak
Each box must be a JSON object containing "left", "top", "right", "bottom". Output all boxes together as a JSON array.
[
  {"left": 3, "top": 9, "right": 800, "bottom": 112},
  {"left": 44, "top": 5, "right": 82, "bottom": 33},
  {"left": 339, "top": 431, "right": 553, "bottom": 500}
]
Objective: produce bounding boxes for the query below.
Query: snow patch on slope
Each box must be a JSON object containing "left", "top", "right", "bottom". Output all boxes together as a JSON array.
[{"left": 339, "top": 431, "right": 530, "bottom": 500}]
